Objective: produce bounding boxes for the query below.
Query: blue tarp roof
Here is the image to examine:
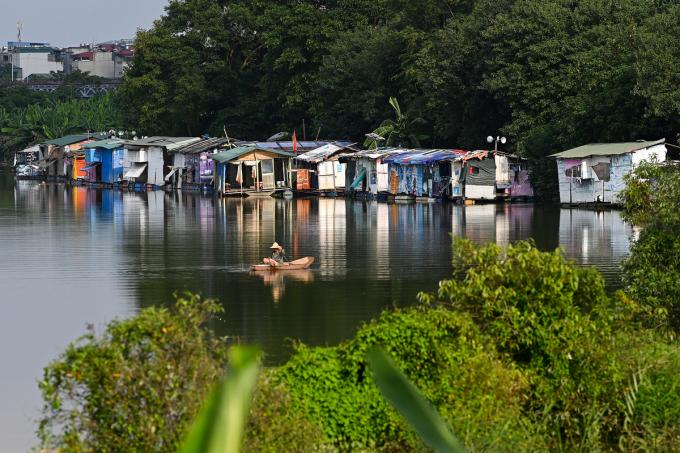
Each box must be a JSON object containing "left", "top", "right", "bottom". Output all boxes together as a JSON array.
[{"left": 382, "top": 149, "right": 468, "bottom": 165}]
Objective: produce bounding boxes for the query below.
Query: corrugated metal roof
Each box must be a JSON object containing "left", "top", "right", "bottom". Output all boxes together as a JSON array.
[
  {"left": 236, "top": 140, "right": 353, "bottom": 153},
  {"left": 171, "top": 137, "right": 234, "bottom": 154},
  {"left": 122, "top": 136, "right": 198, "bottom": 148},
  {"left": 212, "top": 146, "right": 294, "bottom": 163},
  {"left": 17, "top": 145, "right": 40, "bottom": 153},
  {"left": 44, "top": 134, "right": 106, "bottom": 146},
  {"left": 295, "top": 143, "right": 357, "bottom": 163},
  {"left": 86, "top": 139, "right": 124, "bottom": 150},
  {"left": 341, "top": 147, "right": 403, "bottom": 160},
  {"left": 550, "top": 139, "right": 665, "bottom": 159}
]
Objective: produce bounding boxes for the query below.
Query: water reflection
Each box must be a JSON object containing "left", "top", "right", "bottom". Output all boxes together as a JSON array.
[{"left": 1, "top": 177, "right": 634, "bottom": 452}]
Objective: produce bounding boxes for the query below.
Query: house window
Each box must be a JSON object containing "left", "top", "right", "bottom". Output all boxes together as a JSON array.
[{"left": 469, "top": 166, "right": 480, "bottom": 175}]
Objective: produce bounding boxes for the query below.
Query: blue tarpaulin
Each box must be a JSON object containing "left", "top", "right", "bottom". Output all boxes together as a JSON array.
[{"left": 382, "top": 149, "right": 467, "bottom": 165}]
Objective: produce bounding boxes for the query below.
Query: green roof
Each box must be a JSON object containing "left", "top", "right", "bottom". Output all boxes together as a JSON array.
[
  {"left": 212, "top": 146, "right": 294, "bottom": 163},
  {"left": 86, "top": 139, "right": 124, "bottom": 150},
  {"left": 550, "top": 139, "right": 665, "bottom": 159},
  {"left": 44, "top": 133, "right": 107, "bottom": 147}
]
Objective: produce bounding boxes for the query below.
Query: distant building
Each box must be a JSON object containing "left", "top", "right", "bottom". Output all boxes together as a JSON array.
[
  {"left": 3, "top": 41, "right": 63, "bottom": 80},
  {"left": 68, "top": 43, "right": 134, "bottom": 79}
]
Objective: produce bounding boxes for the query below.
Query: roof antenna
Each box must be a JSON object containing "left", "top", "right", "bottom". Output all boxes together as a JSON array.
[
  {"left": 17, "top": 21, "right": 23, "bottom": 42},
  {"left": 223, "top": 125, "right": 232, "bottom": 147}
]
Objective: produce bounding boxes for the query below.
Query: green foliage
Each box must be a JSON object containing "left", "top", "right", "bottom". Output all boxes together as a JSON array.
[
  {"left": 621, "top": 342, "right": 680, "bottom": 450},
  {"left": 37, "top": 293, "right": 229, "bottom": 453},
  {"left": 180, "top": 346, "right": 261, "bottom": 453},
  {"left": 244, "top": 371, "right": 326, "bottom": 452},
  {"left": 0, "top": 92, "right": 119, "bottom": 160},
  {"left": 364, "top": 97, "right": 428, "bottom": 148},
  {"left": 367, "top": 348, "right": 465, "bottom": 453},
  {"left": 277, "top": 306, "right": 543, "bottom": 451},
  {"left": 619, "top": 161, "right": 680, "bottom": 331},
  {"left": 421, "top": 238, "right": 634, "bottom": 448}
]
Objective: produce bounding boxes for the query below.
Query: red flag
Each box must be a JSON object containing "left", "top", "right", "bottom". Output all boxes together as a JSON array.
[{"left": 292, "top": 129, "right": 298, "bottom": 154}]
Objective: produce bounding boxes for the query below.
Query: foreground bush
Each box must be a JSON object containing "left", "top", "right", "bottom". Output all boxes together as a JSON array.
[
  {"left": 619, "top": 161, "right": 680, "bottom": 331},
  {"left": 38, "top": 294, "right": 230, "bottom": 452}
]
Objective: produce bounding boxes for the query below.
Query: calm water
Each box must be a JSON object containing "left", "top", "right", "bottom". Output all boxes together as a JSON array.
[{"left": 0, "top": 173, "right": 632, "bottom": 451}]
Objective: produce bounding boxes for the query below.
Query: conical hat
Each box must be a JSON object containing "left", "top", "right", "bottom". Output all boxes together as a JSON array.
[{"left": 270, "top": 242, "right": 283, "bottom": 249}]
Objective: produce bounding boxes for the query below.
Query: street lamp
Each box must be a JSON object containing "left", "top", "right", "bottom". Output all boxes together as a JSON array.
[{"left": 486, "top": 135, "right": 507, "bottom": 152}]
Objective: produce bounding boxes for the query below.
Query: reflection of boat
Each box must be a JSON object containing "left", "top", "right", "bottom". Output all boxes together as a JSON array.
[
  {"left": 251, "top": 269, "right": 315, "bottom": 284},
  {"left": 250, "top": 256, "right": 315, "bottom": 271}
]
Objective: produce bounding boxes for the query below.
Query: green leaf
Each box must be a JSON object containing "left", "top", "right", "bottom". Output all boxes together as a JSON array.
[
  {"left": 367, "top": 348, "right": 466, "bottom": 453},
  {"left": 179, "top": 346, "right": 261, "bottom": 453}
]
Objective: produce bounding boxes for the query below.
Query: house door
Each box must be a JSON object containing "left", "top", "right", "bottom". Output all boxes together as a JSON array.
[{"left": 261, "top": 159, "right": 275, "bottom": 189}]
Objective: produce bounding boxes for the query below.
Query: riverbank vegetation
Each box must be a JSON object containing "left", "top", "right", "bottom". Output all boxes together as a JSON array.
[
  {"left": 38, "top": 236, "right": 680, "bottom": 451},
  {"left": 619, "top": 161, "right": 680, "bottom": 333},
  {"left": 0, "top": 75, "right": 119, "bottom": 161}
]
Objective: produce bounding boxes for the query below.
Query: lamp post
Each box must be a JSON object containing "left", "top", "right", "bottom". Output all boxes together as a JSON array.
[{"left": 486, "top": 135, "right": 507, "bottom": 152}]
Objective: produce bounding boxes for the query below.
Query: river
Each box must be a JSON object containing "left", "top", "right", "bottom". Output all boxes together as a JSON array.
[{"left": 0, "top": 173, "right": 632, "bottom": 451}]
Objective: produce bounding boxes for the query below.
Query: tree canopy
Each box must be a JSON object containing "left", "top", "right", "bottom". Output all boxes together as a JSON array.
[{"left": 118, "top": 0, "right": 680, "bottom": 146}]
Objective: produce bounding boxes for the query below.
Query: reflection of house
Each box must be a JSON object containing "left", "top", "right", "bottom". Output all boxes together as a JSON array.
[
  {"left": 212, "top": 146, "right": 294, "bottom": 196},
  {"left": 122, "top": 137, "right": 199, "bottom": 187},
  {"left": 168, "top": 138, "right": 232, "bottom": 190},
  {"left": 295, "top": 143, "right": 357, "bottom": 193},
  {"left": 551, "top": 139, "right": 667, "bottom": 204},
  {"left": 83, "top": 139, "right": 125, "bottom": 184}
]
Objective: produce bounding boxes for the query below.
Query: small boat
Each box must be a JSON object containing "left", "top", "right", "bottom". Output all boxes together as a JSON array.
[{"left": 250, "top": 257, "right": 315, "bottom": 272}]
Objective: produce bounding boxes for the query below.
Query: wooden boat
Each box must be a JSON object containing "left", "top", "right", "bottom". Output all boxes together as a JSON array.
[{"left": 250, "top": 256, "right": 315, "bottom": 272}]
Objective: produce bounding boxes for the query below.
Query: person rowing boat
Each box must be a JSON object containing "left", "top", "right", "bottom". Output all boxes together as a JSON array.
[{"left": 263, "top": 242, "right": 287, "bottom": 266}]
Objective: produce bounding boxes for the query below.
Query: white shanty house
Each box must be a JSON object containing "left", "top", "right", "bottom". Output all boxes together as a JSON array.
[
  {"left": 550, "top": 139, "right": 667, "bottom": 204},
  {"left": 122, "top": 137, "right": 199, "bottom": 186}
]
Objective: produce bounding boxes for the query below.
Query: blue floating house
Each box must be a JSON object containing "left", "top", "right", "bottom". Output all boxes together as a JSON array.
[{"left": 83, "top": 139, "right": 125, "bottom": 184}]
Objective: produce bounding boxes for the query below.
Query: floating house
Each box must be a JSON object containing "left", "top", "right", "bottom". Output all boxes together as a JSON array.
[
  {"left": 459, "top": 151, "right": 497, "bottom": 200},
  {"left": 121, "top": 136, "right": 199, "bottom": 187},
  {"left": 494, "top": 153, "right": 534, "bottom": 199},
  {"left": 168, "top": 137, "right": 232, "bottom": 190},
  {"left": 212, "top": 145, "right": 294, "bottom": 196},
  {"left": 294, "top": 143, "right": 357, "bottom": 193},
  {"left": 39, "top": 134, "right": 104, "bottom": 180},
  {"left": 340, "top": 148, "right": 404, "bottom": 197},
  {"left": 13, "top": 145, "right": 43, "bottom": 178},
  {"left": 550, "top": 139, "right": 667, "bottom": 204},
  {"left": 382, "top": 149, "right": 467, "bottom": 199},
  {"left": 83, "top": 139, "right": 125, "bottom": 184}
]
